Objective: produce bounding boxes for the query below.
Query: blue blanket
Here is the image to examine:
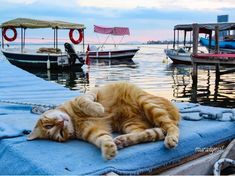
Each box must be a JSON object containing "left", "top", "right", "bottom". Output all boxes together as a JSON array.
[
  {"left": 0, "top": 60, "right": 235, "bottom": 174},
  {"left": 0, "top": 103, "right": 235, "bottom": 175}
]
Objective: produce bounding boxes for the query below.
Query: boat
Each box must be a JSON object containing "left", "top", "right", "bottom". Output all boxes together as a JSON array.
[
  {"left": 200, "top": 37, "right": 235, "bottom": 53},
  {"left": 87, "top": 25, "right": 139, "bottom": 60},
  {"left": 0, "top": 18, "right": 86, "bottom": 70},
  {"left": 164, "top": 47, "right": 192, "bottom": 64}
]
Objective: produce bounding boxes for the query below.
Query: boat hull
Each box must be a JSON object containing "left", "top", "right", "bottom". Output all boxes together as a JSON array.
[
  {"left": 165, "top": 49, "right": 192, "bottom": 64},
  {"left": 88, "top": 48, "right": 139, "bottom": 60},
  {"left": 2, "top": 50, "right": 84, "bottom": 70}
]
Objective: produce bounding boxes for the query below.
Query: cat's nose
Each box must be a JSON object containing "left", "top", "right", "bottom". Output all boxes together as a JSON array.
[{"left": 56, "top": 120, "right": 64, "bottom": 128}]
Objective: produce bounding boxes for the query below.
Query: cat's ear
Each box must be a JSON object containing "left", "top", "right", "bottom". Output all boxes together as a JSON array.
[{"left": 27, "top": 127, "right": 41, "bottom": 140}]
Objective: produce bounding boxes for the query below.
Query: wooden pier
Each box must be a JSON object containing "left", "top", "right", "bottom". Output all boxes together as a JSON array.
[{"left": 174, "top": 22, "right": 235, "bottom": 103}]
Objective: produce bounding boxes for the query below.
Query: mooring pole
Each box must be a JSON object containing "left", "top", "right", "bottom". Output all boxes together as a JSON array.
[
  {"left": 23, "top": 28, "right": 26, "bottom": 51},
  {"left": 173, "top": 29, "right": 176, "bottom": 49},
  {"left": 82, "top": 29, "right": 85, "bottom": 52},
  {"left": 192, "top": 23, "right": 199, "bottom": 55},
  {"left": 177, "top": 30, "right": 179, "bottom": 48},
  {"left": 192, "top": 23, "right": 199, "bottom": 88},
  {"left": 215, "top": 25, "right": 219, "bottom": 54},
  {"left": 53, "top": 28, "right": 55, "bottom": 48},
  {"left": 183, "top": 30, "right": 186, "bottom": 46},
  {"left": 208, "top": 31, "right": 212, "bottom": 53},
  {"left": 56, "top": 28, "right": 58, "bottom": 50},
  {"left": 21, "top": 28, "right": 23, "bottom": 53}
]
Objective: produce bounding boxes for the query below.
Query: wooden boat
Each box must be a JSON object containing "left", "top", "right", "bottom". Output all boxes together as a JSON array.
[
  {"left": 88, "top": 25, "right": 139, "bottom": 60},
  {"left": 200, "top": 37, "right": 235, "bottom": 53},
  {"left": 0, "top": 18, "right": 86, "bottom": 70},
  {"left": 164, "top": 47, "right": 192, "bottom": 64}
]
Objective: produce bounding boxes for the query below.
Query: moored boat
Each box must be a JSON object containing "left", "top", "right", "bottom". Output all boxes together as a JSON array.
[
  {"left": 0, "top": 18, "right": 86, "bottom": 70},
  {"left": 200, "top": 37, "right": 235, "bottom": 53},
  {"left": 164, "top": 47, "right": 192, "bottom": 64},
  {"left": 88, "top": 25, "right": 139, "bottom": 60}
]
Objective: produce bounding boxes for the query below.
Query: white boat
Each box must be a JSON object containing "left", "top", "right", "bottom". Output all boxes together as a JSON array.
[
  {"left": 87, "top": 25, "right": 139, "bottom": 60},
  {"left": 0, "top": 18, "right": 86, "bottom": 70},
  {"left": 164, "top": 47, "right": 192, "bottom": 64}
]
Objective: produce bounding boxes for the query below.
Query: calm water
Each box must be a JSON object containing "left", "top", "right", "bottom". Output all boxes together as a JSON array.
[{"left": 1, "top": 44, "right": 235, "bottom": 108}]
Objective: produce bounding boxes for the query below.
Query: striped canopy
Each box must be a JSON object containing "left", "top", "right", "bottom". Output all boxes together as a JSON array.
[{"left": 94, "top": 25, "right": 130, "bottom": 35}]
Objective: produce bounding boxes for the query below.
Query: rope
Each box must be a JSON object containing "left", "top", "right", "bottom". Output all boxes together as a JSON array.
[
  {"left": 213, "top": 158, "right": 235, "bottom": 176},
  {"left": 0, "top": 100, "right": 57, "bottom": 115},
  {"left": 178, "top": 103, "right": 235, "bottom": 122}
]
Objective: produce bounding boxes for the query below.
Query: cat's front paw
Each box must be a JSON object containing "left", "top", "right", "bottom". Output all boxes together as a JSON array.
[
  {"left": 91, "top": 102, "right": 105, "bottom": 116},
  {"left": 101, "top": 141, "right": 117, "bottom": 160},
  {"left": 164, "top": 135, "right": 178, "bottom": 149}
]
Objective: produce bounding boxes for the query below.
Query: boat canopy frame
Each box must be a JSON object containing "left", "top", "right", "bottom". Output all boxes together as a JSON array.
[
  {"left": 0, "top": 18, "right": 86, "bottom": 53},
  {"left": 93, "top": 25, "right": 130, "bottom": 50}
]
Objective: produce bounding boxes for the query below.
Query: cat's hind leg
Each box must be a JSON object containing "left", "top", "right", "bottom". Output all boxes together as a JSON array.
[
  {"left": 114, "top": 119, "right": 165, "bottom": 149},
  {"left": 143, "top": 106, "right": 179, "bottom": 149}
]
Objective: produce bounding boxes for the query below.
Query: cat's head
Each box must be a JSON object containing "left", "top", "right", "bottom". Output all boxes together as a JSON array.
[{"left": 27, "top": 109, "right": 74, "bottom": 142}]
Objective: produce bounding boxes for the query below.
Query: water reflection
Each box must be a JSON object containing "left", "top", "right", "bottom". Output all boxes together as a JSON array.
[
  {"left": 25, "top": 59, "right": 137, "bottom": 93},
  {"left": 169, "top": 64, "right": 235, "bottom": 108},
  {"left": 13, "top": 44, "right": 235, "bottom": 108}
]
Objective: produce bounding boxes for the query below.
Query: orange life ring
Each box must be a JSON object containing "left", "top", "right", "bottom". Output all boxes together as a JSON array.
[
  {"left": 69, "top": 29, "right": 83, "bottom": 44},
  {"left": 2, "top": 27, "right": 17, "bottom": 42}
]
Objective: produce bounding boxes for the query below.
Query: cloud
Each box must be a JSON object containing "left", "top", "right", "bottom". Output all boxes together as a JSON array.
[
  {"left": 3, "top": 0, "right": 37, "bottom": 4},
  {"left": 76, "top": 0, "right": 235, "bottom": 11}
]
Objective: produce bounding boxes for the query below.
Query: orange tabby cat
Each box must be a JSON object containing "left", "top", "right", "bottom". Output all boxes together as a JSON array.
[{"left": 28, "top": 82, "right": 180, "bottom": 160}]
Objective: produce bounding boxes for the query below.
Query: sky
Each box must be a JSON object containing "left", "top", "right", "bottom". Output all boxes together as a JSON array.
[{"left": 1, "top": 0, "right": 235, "bottom": 43}]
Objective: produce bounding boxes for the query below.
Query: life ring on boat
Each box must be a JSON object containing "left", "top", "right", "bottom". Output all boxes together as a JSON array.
[
  {"left": 2, "top": 27, "right": 17, "bottom": 42},
  {"left": 69, "top": 29, "right": 83, "bottom": 44}
]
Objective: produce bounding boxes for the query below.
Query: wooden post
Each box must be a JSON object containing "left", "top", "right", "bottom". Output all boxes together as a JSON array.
[
  {"left": 21, "top": 28, "right": 23, "bottom": 53},
  {"left": 192, "top": 23, "right": 199, "bottom": 89},
  {"left": 215, "top": 26, "right": 219, "bottom": 54},
  {"left": 82, "top": 29, "right": 85, "bottom": 52},
  {"left": 183, "top": 30, "right": 186, "bottom": 46},
  {"left": 55, "top": 28, "right": 58, "bottom": 50},
  {"left": 23, "top": 28, "right": 26, "bottom": 51},
  {"left": 191, "top": 63, "right": 198, "bottom": 103},
  {"left": 177, "top": 30, "right": 179, "bottom": 48},
  {"left": 189, "top": 31, "right": 192, "bottom": 50},
  {"left": 214, "top": 63, "right": 220, "bottom": 101},
  {"left": 173, "top": 30, "right": 176, "bottom": 49},
  {"left": 192, "top": 23, "right": 199, "bottom": 55},
  {"left": 53, "top": 28, "right": 55, "bottom": 48},
  {"left": 208, "top": 31, "right": 212, "bottom": 53}
]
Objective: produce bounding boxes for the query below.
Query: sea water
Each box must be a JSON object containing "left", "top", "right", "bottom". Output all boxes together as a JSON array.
[{"left": 1, "top": 44, "right": 235, "bottom": 108}]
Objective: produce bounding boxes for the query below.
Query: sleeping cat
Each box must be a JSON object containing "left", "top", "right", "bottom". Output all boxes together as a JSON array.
[{"left": 28, "top": 82, "right": 180, "bottom": 160}]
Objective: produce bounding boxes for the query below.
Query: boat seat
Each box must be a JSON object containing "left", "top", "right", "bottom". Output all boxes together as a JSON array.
[
  {"left": 64, "top": 42, "right": 84, "bottom": 65},
  {"left": 37, "top": 47, "right": 61, "bottom": 53}
]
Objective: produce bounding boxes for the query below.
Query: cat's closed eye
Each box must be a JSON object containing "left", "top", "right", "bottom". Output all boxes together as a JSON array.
[{"left": 44, "top": 125, "right": 54, "bottom": 129}]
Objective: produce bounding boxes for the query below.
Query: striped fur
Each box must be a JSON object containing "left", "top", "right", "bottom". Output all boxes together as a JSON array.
[{"left": 28, "top": 82, "right": 180, "bottom": 160}]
